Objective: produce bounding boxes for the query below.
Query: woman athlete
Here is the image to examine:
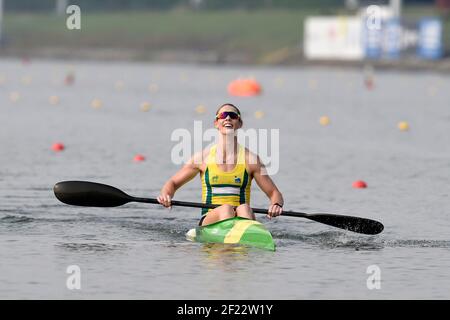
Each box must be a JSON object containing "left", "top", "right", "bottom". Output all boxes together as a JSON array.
[{"left": 158, "top": 103, "right": 283, "bottom": 226}]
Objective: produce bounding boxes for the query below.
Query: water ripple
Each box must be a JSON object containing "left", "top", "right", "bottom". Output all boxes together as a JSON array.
[
  {"left": 0, "top": 215, "right": 35, "bottom": 223},
  {"left": 55, "top": 242, "right": 127, "bottom": 252},
  {"left": 273, "top": 229, "right": 450, "bottom": 250}
]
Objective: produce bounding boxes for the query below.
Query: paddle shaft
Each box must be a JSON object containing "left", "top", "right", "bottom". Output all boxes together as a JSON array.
[
  {"left": 109, "top": 195, "right": 384, "bottom": 235},
  {"left": 133, "top": 197, "right": 305, "bottom": 218}
]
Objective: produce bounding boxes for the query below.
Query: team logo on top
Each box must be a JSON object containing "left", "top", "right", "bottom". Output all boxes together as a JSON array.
[
  {"left": 234, "top": 176, "right": 241, "bottom": 183},
  {"left": 212, "top": 175, "right": 219, "bottom": 183}
]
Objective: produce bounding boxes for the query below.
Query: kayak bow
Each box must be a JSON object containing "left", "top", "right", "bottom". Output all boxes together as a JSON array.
[{"left": 186, "top": 217, "right": 275, "bottom": 251}]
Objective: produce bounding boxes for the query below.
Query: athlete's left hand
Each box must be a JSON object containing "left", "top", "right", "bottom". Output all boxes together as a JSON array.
[{"left": 267, "top": 203, "right": 283, "bottom": 219}]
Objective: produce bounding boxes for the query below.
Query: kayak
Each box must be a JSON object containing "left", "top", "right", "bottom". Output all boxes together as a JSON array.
[{"left": 186, "top": 217, "right": 275, "bottom": 251}]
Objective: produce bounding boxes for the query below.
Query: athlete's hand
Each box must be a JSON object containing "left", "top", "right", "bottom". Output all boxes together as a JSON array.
[
  {"left": 157, "top": 194, "right": 172, "bottom": 209},
  {"left": 267, "top": 203, "right": 283, "bottom": 219}
]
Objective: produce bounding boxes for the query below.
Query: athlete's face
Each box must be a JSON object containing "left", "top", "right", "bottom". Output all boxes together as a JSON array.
[{"left": 214, "top": 106, "right": 242, "bottom": 134}]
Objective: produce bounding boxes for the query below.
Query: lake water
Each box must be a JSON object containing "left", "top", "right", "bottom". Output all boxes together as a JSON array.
[{"left": 1, "top": 58, "right": 450, "bottom": 299}]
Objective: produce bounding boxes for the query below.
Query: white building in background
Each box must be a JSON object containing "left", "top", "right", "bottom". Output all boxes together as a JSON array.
[
  {"left": 304, "top": 16, "right": 364, "bottom": 60},
  {"left": 304, "top": 1, "right": 442, "bottom": 61}
]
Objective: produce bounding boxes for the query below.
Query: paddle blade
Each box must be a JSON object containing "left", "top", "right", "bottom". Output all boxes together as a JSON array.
[
  {"left": 53, "top": 181, "right": 132, "bottom": 207},
  {"left": 307, "top": 213, "right": 384, "bottom": 235}
]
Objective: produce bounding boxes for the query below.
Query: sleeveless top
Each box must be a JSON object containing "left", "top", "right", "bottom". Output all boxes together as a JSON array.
[{"left": 200, "top": 144, "right": 252, "bottom": 216}]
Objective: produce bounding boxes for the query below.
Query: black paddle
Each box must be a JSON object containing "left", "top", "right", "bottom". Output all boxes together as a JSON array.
[{"left": 53, "top": 181, "right": 384, "bottom": 235}]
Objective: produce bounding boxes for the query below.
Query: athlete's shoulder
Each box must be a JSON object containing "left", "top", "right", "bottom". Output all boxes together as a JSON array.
[
  {"left": 202, "top": 144, "right": 215, "bottom": 158},
  {"left": 190, "top": 144, "right": 214, "bottom": 165},
  {"left": 243, "top": 147, "right": 261, "bottom": 167}
]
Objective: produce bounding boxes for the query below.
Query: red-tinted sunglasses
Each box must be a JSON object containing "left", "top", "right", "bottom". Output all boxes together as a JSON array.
[{"left": 216, "top": 111, "right": 240, "bottom": 120}]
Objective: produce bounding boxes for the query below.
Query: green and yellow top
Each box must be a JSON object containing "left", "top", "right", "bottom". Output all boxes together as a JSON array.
[{"left": 200, "top": 144, "right": 251, "bottom": 216}]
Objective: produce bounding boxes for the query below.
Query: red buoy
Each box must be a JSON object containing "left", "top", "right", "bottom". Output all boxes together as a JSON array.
[
  {"left": 352, "top": 180, "right": 367, "bottom": 189},
  {"left": 65, "top": 73, "right": 75, "bottom": 86},
  {"left": 133, "top": 154, "right": 145, "bottom": 162},
  {"left": 365, "top": 77, "right": 374, "bottom": 90},
  {"left": 52, "top": 143, "right": 65, "bottom": 152}
]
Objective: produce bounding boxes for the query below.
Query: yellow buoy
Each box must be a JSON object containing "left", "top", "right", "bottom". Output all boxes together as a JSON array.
[
  {"left": 319, "top": 116, "right": 330, "bottom": 126},
  {"left": 21, "top": 75, "right": 32, "bottom": 85},
  {"left": 427, "top": 86, "right": 438, "bottom": 97},
  {"left": 140, "top": 102, "right": 151, "bottom": 112},
  {"left": 208, "top": 73, "right": 217, "bottom": 83},
  {"left": 91, "top": 99, "right": 103, "bottom": 109},
  {"left": 49, "top": 95, "right": 60, "bottom": 105},
  {"left": 115, "top": 80, "right": 125, "bottom": 90},
  {"left": 195, "top": 105, "right": 206, "bottom": 114},
  {"left": 254, "top": 111, "right": 265, "bottom": 119},
  {"left": 308, "top": 79, "right": 318, "bottom": 90},
  {"left": 274, "top": 77, "right": 284, "bottom": 87},
  {"left": 398, "top": 121, "right": 409, "bottom": 131},
  {"left": 179, "top": 73, "right": 188, "bottom": 82},
  {"left": 10, "top": 92, "right": 20, "bottom": 103},
  {"left": 148, "top": 83, "right": 159, "bottom": 93}
]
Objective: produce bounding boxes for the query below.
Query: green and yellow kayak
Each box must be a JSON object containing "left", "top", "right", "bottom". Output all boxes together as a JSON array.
[{"left": 186, "top": 217, "right": 275, "bottom": 251}]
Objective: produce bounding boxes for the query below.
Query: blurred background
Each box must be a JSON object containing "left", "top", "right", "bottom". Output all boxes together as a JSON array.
[{"left": 0, "top": 0, "right": 448, "bottom": 68}]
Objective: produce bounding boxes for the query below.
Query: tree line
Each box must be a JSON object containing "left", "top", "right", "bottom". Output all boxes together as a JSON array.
[{"left": 4, "top": 0, "right": 436, "bottom": 12}]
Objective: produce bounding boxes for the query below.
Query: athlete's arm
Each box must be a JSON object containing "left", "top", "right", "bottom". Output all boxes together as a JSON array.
[
  {"left": 247, "top": 152, "right": 284, "bottom": 218},
  {"left": 157, "top": 151, "right": 204, "bottom": 208}
]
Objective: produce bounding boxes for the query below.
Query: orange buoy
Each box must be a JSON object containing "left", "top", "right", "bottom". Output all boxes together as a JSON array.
[{"left": 228, "top": 78, "right": 262, "bottom": 97}]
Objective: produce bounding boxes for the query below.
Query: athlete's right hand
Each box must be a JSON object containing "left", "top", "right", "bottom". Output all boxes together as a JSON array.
[{"left": 157, "top": 194, "right": 172, "bottom": 209}]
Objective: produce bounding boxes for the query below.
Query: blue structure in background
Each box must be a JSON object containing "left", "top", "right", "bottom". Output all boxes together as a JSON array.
[
  {"left": 383, "top": 18, "right": 401, "bottom": 59},
  {"left": 417, "top": 18, "right": 443, "bottom": 60},
  {"left": 363, "top": 16, "right": 383, "bottom": 59},
  {"left": 362, "top": 15, "right": 443, "bottom": 60}
]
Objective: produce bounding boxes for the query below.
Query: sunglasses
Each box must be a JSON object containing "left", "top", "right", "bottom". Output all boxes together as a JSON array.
[{"left": 216, "top": 111, "right": 240, "bottom": 120}]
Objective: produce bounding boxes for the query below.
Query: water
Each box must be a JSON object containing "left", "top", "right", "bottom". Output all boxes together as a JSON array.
[{"left": 1, "top": 58, "right": 450, "bottom": 299}]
